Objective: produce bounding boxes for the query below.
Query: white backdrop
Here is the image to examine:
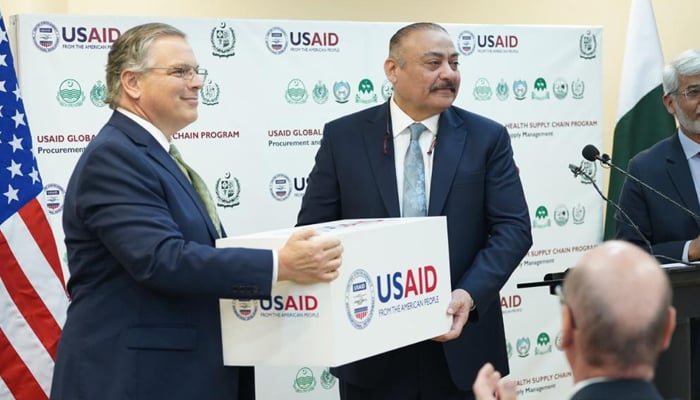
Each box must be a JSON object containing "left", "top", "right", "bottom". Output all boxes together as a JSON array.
[{"left": 10, "top": 15, "right": 603, "bottom": 399}]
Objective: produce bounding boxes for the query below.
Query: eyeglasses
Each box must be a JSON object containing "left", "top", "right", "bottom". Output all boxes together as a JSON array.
[
  {"left": 145, "top": 65, "right": 208, "bottom": 81},
  {"left": 672, "top": 85, "right": 700, "bottom": 101}
]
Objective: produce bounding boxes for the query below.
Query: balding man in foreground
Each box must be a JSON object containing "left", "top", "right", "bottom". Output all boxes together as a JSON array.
[{"left": 473, "top": 240, "right": 676, "bottom": 400}]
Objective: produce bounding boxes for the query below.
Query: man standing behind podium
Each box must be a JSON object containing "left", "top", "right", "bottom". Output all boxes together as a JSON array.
[
  {"left": 616, "top": 49, "right": 700, "bottom": 263},
  {"left": 50, "top": 23, "right": 343, "bottom": 400},
  {"left": 297, "top": 22, "right": 532, "bottom": 399}
]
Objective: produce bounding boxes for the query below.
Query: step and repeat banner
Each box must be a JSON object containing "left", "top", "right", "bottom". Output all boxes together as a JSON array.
[{"left": 10, "top": 14, "right": 602, "bottom": 399}]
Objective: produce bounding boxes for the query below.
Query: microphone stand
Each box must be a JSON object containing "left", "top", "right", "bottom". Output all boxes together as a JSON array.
[
  {"left": 574, "top": 161, "right": 694, "bottom": 266},
  {"left": 600, "top": 156, "right": 700, "bottom": 222}
]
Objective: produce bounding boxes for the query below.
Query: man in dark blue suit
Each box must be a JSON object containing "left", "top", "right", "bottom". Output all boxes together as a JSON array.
[
  {"left": 617, "top": 49, "right": 700, "bottom": 263},
  {"left": 473, "top": 241, "right": 676, "bottom": 400},
  {"left": 297, "top": 22, "right": 532, "bottom": 400},
  {"left": 616, "top": 48, "right": 700, "bottom": 400},
  {"left": 50, "top": 23, "right": 343, "bottom": 400}
]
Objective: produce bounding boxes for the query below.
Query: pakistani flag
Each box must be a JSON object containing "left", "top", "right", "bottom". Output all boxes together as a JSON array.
[{"left": 603, "top": 0, "right": 677, "bottom": 239}]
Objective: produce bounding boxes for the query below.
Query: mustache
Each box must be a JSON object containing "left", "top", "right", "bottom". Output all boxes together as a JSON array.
[{"left": 430, "top": 82, "right": 457, "bottom": 92}]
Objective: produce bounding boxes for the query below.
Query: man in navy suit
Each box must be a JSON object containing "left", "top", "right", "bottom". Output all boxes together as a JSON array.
[
  {"left": 50, "top": 23, "right": 343, "bottom": 400},
  {"left": 297, "top": 22, "right": 532, "bottom": 400},
  {"left": 615, "top": 48, "right": 700, "bottom": 400},
  {"left": 473, "top": 241, "right": 676, "bottom": 400},
  {"left": 616, "top": 49, "right": 700, "bottom": 263}
]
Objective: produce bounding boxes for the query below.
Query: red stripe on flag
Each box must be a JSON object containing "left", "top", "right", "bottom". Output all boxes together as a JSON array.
[
  {"left": 0, "top": 231, "right": 62, "bottom": 358},
  {"left": 18, "top": 199, "right": 66, "bottom": 292},
  {"left": 0, "top": 329, "right": 48, "bottom": 400}
]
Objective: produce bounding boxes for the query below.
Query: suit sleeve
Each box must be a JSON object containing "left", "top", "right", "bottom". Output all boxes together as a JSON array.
[
  {"left": 297, "top": 123, "right": 342, "bottom": 225},
  {"left": 456, "top": 126, "right": 532, "bottom": 314},
  {"left": 68, "top": 137, "right": 273, "bottom": 299},
  {"left": 616, "top": 157, "right": 688, "bottom": 261}
]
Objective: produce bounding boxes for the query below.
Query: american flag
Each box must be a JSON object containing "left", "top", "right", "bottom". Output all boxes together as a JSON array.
[{"left": 0, "top": 13, "right": 69, "bottom": 399}]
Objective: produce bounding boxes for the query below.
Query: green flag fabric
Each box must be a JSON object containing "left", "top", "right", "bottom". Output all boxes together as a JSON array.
[{"left": 603, "top": 0, "right": 677, "bottom": 239}]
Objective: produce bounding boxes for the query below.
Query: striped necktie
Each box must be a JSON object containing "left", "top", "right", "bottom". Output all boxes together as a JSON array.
[
  {"left": 169, "top": 144, "right": 222, "bottom": 237},
  {"left": 402, "top": 123, "right": 428, "bottom": 217}
]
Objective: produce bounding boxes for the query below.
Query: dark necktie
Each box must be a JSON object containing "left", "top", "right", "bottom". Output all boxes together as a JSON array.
[
  {"left": 402, "top": 123, "right": 428, "bottom": 217},
  {"left": 169, "top": 144, "right": 222, "bottom": 237}
]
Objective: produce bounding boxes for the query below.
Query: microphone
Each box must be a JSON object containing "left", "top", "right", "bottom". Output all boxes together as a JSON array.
[
  {"left": 581, "top": 144, "right": 700, "bottom": 222},
  {"left": 582, "top": 144, "right": 609, "bottom": 163}
]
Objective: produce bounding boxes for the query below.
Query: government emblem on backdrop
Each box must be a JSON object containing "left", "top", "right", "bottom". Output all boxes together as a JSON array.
[
  {"left": 285, "top": 79, "right": 308, "bottom": 104},
  {"left": 333, "top": 81, "right": 351, "bottom": 103},
  {"left": 355, "top": 78, "right": 377, "bottom": 104},
  {"left": 532, "top": 205, "right": 551, "bottom": 228},
  {"left": 496, "top": 79, "right": 509, "bottom": 101},
  {"left": 572, "top": 79, "right": 585, "bottom": 99},
  {"left": 320, "top": 368, "right": 336, "bottom": 390},
  {"left": 293, "top": 367, "right": 316, "bottom": 393},
  {"left": 513, "top": 79, "right": 527, "bottom": 100},
  {"left": 552, "top": 78, "right": 568, "bottom": 100},
  {"left": 531, "top": 77, "right": 549, "bottom": 100},
  {"left": 473, "top": 78, "right": 492, "bottom": 101},
  {"left": 211, "top": 22, "right": 236, "bottom": 57},
  {"left": 535, "top": 332, "right": 552, "bottom": 355},
  {"left": 89, "top": 80, "right": 106, "bottom": 107},
  {"left": 381, "top": 80, "right": 393, "bottom": 101},
  {"left": 516, "top": 337, "right": 531, "bottom": 358},
  {"left": 579, "top": 30, "right": 597, "bottom": 59},
  {"left": 553, "top": 204, "right": 569, "bottom": 227},
  {"left": 312, "top": 81, "right": 329, "bottom": 104},
  {"left": 216, "top": 172, "right": 240, "bottom": 208},
  {"left": 56, "top": 79, "right": 84, "bottom": 107},
  {"left": 201, "top": 79, "right": 220, "bottom": 106}
]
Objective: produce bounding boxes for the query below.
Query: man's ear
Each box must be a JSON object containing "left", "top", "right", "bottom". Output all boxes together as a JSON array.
[
  {"left": 384, "top": 58, "right": 398, "bottom": 84},
  {"left": 659, "top": 306, "right": 677, "bottom": 351},
  {"left": 560, "top": 304, "right": 575, "bottom": 349},
  {"left": 662, "top": 94, "right": 676, "bottom": 115},
  {"left": 120, "top": 70, "right": 141, "bottom": 100}
]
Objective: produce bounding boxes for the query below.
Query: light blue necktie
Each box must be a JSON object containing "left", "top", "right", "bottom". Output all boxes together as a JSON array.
[
  {"left": 402, "top": 123, "right": 428, "bottom": 217},
  {"left": 169, "top": 144, "right": 222, "bottom": 237}
]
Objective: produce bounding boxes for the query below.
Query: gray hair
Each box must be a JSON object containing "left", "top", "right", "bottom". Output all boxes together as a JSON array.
[
  {"left": 662, "top": 49, "right": 700, "bottom": 95},
  {"left": 104, "top": 23, "right": 186, "bottom": 109}
]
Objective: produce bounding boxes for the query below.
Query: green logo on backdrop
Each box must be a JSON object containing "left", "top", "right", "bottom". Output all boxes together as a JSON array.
[
  {"left": 57, "top": 79, "right": 85, "bottom": 107},
  {"left": 285, "top": 79, "right": 308, "bottom": 104},
  {"left": 293, "top": 367, "right": 316, "bottom": 392},
  {"left": 89, "top": 80, "right": 106, "bottom": 107},
  {"left": 312, "top": 81, "right": 329, "bottom": 104},
  {"left": 473, "top": 78, "right": 492, "bottom": 101},
  {"left": 355, "top": 78, "right": 377, "bottom": 104}
]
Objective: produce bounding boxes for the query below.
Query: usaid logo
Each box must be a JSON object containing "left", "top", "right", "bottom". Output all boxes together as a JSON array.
[
  {"left": 231, "top": 299, "right": 258, "bottom": 321},
  {"left": 269, "top": 173, "right": 291, "bottom": 201},
  {"left": 43, "top": 183, "right": 65, "bottom": 215},
  {"left": 32, "top": 21, "right": 60, "bottom": 52},
  {"left": 344, "top": 269, "right": 376, "bottom": 329},
  {"left": 265, "top": 27, "right": 288, "bottom": 54},
  {"left": 457, "top": 30, "right": 475, "bottom": 55}
]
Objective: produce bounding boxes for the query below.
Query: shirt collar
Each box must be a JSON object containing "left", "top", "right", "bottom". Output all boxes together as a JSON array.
[
  {"left": 389, "top": 97, "right": 440, "bottom": 137},
  {"left": 677, "top": 128, "right": 700, "bottom": 161},
  {"left": 116, "top": 107, "right": 170, "bottom": 151}
]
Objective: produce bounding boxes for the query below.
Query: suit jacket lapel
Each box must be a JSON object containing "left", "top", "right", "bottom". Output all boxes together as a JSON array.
[
  {"left": 429, "top": 108, "right": 465, "bottom": 215},
  {"left": 364, "top": 103, "right": 401, "bottom": 217},
  {"left": 109, "top": 111, "right": 220, "bottom": 239},
  {"left": 666, "top": 134, "right": 700, "bottom": 230}
]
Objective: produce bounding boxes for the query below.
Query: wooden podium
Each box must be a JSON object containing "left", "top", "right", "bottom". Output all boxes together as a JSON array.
[{"left": 518, "top": 265, "right": 700, "bottom": 400}]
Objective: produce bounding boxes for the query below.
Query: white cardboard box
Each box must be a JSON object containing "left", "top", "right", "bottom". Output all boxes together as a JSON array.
[{"left": 216, "top": 217, "right": 452, "bottom": 366}]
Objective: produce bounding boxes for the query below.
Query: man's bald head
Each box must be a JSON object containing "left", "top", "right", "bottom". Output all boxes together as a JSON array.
[{"left": 562, "top": 240, "right": 674, "bottom": 374}]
